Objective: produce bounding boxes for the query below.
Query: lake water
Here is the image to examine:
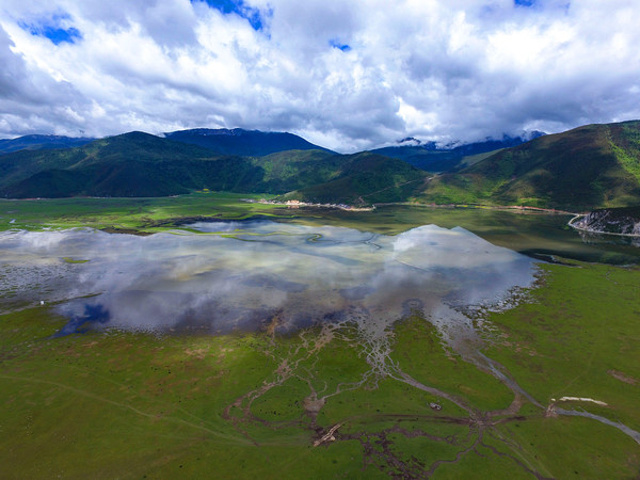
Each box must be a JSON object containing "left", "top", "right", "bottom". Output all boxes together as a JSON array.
[{"left": 0, "top": 220, "right": 538, "bottom": 336}]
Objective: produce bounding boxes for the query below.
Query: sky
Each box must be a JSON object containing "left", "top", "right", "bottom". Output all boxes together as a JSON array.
[{"left": 0, "top": 0, "right": 639, "bottom": 152}]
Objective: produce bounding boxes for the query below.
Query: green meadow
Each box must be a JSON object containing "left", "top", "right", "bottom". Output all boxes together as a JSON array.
[
  {"left": 0, "top": 192, "right": 288, "bottom": 232},
  {"left": 1, "top": 195, "right": 639, "bottom": 478}
]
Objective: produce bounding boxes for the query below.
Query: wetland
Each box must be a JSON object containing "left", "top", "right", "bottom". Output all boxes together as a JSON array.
[
  {"left": 1, "top": 195, "right": 639, "bottom": 479},
  {"left": 0, "top": 220, "right": 537, "bottom": 336}
]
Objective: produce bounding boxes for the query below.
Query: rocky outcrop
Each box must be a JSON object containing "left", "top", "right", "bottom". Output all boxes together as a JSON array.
[{"left": 571, "top": 207, "right": 640, "bottom": 236}]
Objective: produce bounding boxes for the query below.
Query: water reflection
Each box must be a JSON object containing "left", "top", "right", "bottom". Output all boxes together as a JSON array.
[
  {"left": 577, "top": 229, "right": 640, "bottom": 248},
  {"left": 0, "top": 221, "right": 537, "bottom": 336}
]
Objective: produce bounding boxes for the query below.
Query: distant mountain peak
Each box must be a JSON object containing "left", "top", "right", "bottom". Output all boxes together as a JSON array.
[
  {"left": 163, "top": 127, "right": 333, "bottom": 156},
  {"left": 397, "top": 136, "right": 422, "bottom": 146},
  {"left": 519, "top": 130, "right": 546, "bottom": 141},
  {"left": 166, "top": 128, "right": 253, "bottom": 137},
  {"left": 0, "top": 134, "right": 95, "bottom": 155},
  {"left": 440, "top": 131, "right": 546, "bottom": 150}
]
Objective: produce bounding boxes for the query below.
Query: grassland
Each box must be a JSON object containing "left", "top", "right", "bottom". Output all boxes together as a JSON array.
[
  {"left": 1, "top": 196, "right": 639, "bottom": 478},
  {"left": 0, "top": 192, "right": 290, "bottom": 232},
  {"left": 1, "top": 257, "right": 639, "bottom": 478}
]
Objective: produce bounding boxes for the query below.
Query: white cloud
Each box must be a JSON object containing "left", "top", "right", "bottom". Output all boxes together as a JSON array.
[{"left": 0, "top": 0, "right": 639, "bottom": 151}]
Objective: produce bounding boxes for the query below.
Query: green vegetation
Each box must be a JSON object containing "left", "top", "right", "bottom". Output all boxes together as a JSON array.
[
  {"left": 419, "top": 121, "right": 640, "bottom": 210},
  {"left": 0, "top": 192, "right": 291, "bottom": 232},
  {"left": 252, "top": 149, "right": 346, "bottom": 192},
  {"left": 390, "top": 318, "right": 513, "bottom": 412},
  {"left": 2, "top": 121, "right": 640, "bottom": 211},
  {"left": 1, "top": 148, "right": 639, "bottom": 477},
  {"left": 485, "top": 262, "right": 640, "bottom": 431},
  {"left": 416, "top": 174, "right": 503, "bottom": 206},
  {"left": 281, "top": 152, "right": 428, "bottom": 206},
  {"left": 0, "top": 132, "right": 222, "bottom": 197},
  {"left": 610, "top": 122, "right": 640, "bottom": 183},
  {"left": 0, "top": 133, "right": 426, "bottom": 205},
  {"left": 2, "top": 256, "right": 639, "bottom": 478}
]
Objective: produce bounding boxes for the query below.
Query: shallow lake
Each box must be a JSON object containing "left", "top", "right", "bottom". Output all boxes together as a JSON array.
[
  {"left": 1, "top": 219, "right": 540, "bottom": 336},
  {"left": 283, "top": 206, "right": 640, "bottom": 264},
  {"left": 2, "top": 207, "right": 638, "bottom": 337}
]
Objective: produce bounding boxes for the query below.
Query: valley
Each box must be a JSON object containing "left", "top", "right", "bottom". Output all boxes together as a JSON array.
[
  {"left": 1, "top": 120, "right": 639, "bottom": 479},
  {"left": 1, "top": 194, "right": 639, "bottom": 479},
  {"left": 2, "top": 0, "right": 640, "bottom": 477}
]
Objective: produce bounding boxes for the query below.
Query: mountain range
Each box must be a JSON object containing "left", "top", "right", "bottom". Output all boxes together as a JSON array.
[
  {"left": 0, "top": 135, "right": 94, "bottom": 155},
  {"left": 1, "top": 122, "right": 639, "bottom": 211},
  {"left": 163, "top": 128, "right": 334, "bottom": 156},
  {"left": 418, "top": 121, "right": 640, "bottom": 210},
  {"left": 370, "top": 132, "right": 545, "bottom": 172}
]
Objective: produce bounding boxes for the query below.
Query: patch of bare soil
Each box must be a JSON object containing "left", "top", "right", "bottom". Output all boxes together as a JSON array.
[
  {"left": 608, "top": 369, "right": 638, "bottom": 385},
  {"left": 184, "top": 348, "right": 208, "bottom": 360}
]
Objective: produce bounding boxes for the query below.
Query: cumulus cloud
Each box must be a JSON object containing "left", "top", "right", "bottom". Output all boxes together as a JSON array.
[{"left": 0, "top": 0, "right": 639, "bottom": 150}]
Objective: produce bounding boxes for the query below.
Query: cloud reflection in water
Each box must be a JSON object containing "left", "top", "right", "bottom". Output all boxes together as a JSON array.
[{"left": 0, "top": 221, "right": 537, "bottom": 336}]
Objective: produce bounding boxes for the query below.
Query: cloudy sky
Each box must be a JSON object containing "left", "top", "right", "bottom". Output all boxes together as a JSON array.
[{"left": 1, "top": 0, "right": 639, "bottom": 151}]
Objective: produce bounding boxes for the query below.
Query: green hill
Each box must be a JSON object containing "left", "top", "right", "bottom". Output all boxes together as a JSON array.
[
  {"left": 418, "top": 121, "right": 640, "bottom": 210},
  {"left": 3, "top": 121, "right": 640, "bottom": 210},
  {"left": 0, "top": 132, "right": 231, "bottom": 197},
  {"left": 0, "top": 132, "right": 346, "bottom": 198},
  {"left": 0, "top": 131, "right": 421, "bottom": 202},
  {"left": 280, "top": 152, "right": 428, "bottom": 206}
]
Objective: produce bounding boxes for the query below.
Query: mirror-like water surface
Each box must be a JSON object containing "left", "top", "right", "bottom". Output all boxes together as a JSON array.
[
  {"left": 286, "top": 206, "right": 640, "bottom": 264},
  {"left": 1, "top": 221, "right": 537, "bottom": 336}
]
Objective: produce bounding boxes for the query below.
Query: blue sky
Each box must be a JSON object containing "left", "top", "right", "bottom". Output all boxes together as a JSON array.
[
  {"left": 20, "top": 14, "right": 81, "bottom": 45},
  {"left": 194, "top": 0, "right": 266, "bottom": 31},
  {"left": 0, "top": 0, "right": 639, "bottom": 151}
]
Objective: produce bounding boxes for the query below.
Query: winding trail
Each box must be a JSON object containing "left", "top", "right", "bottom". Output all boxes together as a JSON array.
[{"left": 551, "top": 406, "right": 640, "bottom": 445}]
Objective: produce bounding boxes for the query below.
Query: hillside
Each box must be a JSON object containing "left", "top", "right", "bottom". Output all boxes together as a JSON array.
[
  {"left": 0, "top": 132, "right": 229, "bottom": 197},
  {"left": 251, "top": 149, "right": 345, "bottom": 192},
  {"left": 0, "top": 132, "right": 348, "bottom": 198},
  {"left": 418, "top": 121, "right": 640, "bottom": 210},
  {"left": 372, "top": 134, "right": 544, "bottom": 173},
  {"left": 571, "top": 206, "right": 640, "bottom": 236},
  {"left": 280, "top": 152, "right": 428, "bottom": 206},
  {"left": 164, "top": 128, "right": 334, "bottom": 156},
  {"left": 2, "top": 121, "right": 640, "bottom": 209}
]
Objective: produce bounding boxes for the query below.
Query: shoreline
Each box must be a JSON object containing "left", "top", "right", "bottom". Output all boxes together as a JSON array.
[
  {"left": 245, "top": 198, "right": 376, "bottom": 212},
  {"left": 568, "top": 214, "right": 640, "bottom": 238},
  {"left": 250, "top": 198, "right": 581, "bottom": 216},
  {"left": 374, "top": 202, "right": 579, "bottom": 215}
]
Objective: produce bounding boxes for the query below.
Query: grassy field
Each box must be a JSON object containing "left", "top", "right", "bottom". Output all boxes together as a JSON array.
[
  {"left": 0, "top": 192, "right": 291, "bottom": 232},
  {"left": 1, "top": 196, "right": 639, "bottom": 478},
  {"left": 1, "top": 260, "right": 639, "bottom": 478},
  {"left": 485, "top": 262, "right": 640, "bottom": 434}
]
